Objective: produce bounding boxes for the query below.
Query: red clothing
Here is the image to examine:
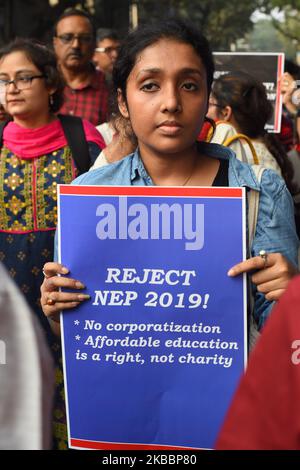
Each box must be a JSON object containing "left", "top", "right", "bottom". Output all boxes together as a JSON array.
[
  {"left": 279, "top": 113, "right": 295, "bottom": 152},
  {"left": 3, "top": 119, "right": 105, "bottom": 159},
  {"left": 59, "top": 69, "right": 109, "bottom": 126},
  {"left": 215, "top": 276, "right": 300, "bottom": 450},
  {"left": 197, "top": 120, "right": 213, "bottom": 142}
]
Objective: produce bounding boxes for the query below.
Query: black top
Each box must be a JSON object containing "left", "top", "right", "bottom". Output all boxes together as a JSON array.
[{"left": 212, "top": 158, "right": 229, "bottom": 186}]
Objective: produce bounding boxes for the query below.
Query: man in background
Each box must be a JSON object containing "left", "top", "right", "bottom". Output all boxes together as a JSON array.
[
  {"left": 93, "top": 28, "right": 120, "bottom": 83},
  {"left": 53, "top": 8, "right": 108, "bottom": 125}
]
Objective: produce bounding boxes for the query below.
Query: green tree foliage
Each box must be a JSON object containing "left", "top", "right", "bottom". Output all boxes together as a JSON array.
[
  {"left": 136, "top": 0, "right": 260, "bottom": 50},
  {"left": 259, "top": 0, "right": 300, "bottom": 43},
  {"left": 246, "top": 18, "right": 298, "bottom": 58},
  {"left": 0, "top": 0, "right": 260, "bottom": 50},
  {"left": 247, "top": 19, "right": 283, "bottom": 51},
  {"left": 260, "top": 0, "right": 300, "bottom": 9}
]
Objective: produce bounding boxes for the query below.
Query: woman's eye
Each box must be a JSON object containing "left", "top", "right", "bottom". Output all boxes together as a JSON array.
[
  {"left": 182, "top": 82, "right": 198, "bottom": 91},
  {"left": 140, "top": 82, "right": 159, "bottom": 92},
  {"left": 18, "top": 77, "right": 31, "bottom": 82}
]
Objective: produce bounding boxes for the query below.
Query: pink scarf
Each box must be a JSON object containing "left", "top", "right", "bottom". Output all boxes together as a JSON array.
[{"left": 3, "top": 119, "right": 105, "bottom": 159}]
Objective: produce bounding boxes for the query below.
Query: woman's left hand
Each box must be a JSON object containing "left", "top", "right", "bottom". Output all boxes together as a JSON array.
[{"left": 228, "top": 252, "right": 299, "bottom": 301}]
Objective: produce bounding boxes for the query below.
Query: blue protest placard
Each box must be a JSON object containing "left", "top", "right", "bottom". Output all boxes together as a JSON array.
[{"left": 58, "top": 185, "right": 247, "bottom": 450}]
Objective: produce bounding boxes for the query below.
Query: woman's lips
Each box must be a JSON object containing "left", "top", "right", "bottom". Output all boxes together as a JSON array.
[
  {"left": 157, "top": 121, "right": 183, "bottom": 135},
  {"left": 7, "top": 100, "right": 24, "bottom": 107}
]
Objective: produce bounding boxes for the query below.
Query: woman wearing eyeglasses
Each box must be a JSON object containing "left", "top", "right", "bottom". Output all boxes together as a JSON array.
[
  {"left": 206, "top": 72, "right": 295, "bottom": 193},
  {"left": 0, "top": 37, "right": 105, "bottom": 449}
]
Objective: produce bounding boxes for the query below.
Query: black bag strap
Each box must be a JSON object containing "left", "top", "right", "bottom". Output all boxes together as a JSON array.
[
  {"left": 0, "top": 120, "right": 10, "bottom": 147},
  {"left": 0, "top": 116, "right": 91, "bottom": 175},
  {"left": 58, "top": 114, "right": 91, "bottom": 175}
]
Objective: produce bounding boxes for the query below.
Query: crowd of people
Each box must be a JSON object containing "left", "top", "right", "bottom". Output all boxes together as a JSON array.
[{"left": 0, "top": 7, "right": 300, "bottom": 451}]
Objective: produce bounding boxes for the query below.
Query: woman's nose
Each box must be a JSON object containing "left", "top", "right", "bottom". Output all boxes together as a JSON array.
[
  {"left": 6, "top": 80, "right": 19, "bottom": 92},
  {"left": 160, "top": 86, "right": 182, "bottom": 113}
]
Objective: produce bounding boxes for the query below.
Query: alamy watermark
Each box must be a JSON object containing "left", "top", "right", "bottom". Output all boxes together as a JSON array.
[
  {"left": 291, "top": 340, "right": 300, "bottom": 365},
  {"left": 0, "top": 339, "right": 6, "bottom": 365}
]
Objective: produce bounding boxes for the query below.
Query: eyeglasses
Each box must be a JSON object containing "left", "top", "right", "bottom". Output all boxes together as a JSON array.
[
  {"left": 56, "top": 33, "right": 93, "bottom": 45},
  {"left": 94, "top": 46, "right": 120, "bottom": 55},
  {"left": 0, "top": 75, "right": 45, "bottom": 91}
]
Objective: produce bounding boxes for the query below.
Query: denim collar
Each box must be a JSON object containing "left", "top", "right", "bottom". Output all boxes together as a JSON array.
[
  {"left": 130, "top": 141, "right": 261, "bottom": 191},
  {"left": 130, "top": 148, "right": 152, "bottom": 183}
]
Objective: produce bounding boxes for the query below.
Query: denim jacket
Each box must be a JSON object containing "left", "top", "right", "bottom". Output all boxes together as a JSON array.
[{"left": 71, "top": 142, "right": 299, "bottom": 329}]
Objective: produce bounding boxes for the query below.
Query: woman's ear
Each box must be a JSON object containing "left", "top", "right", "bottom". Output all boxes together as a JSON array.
[
  {"left": 117, "top": 89, "right": 129, "bottom": 118},
  {"left": 220, "top": 105, "right": 233, "bottom": 122}
]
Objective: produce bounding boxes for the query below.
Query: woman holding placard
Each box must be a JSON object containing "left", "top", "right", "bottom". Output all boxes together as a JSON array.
[{"left": 41, "top": 18, "right": 298, "bottom": 336}]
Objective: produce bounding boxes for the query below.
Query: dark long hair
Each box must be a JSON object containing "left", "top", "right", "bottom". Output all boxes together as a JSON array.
[{"left": 212, "top": 71, "right": 296, "bottom": 193}]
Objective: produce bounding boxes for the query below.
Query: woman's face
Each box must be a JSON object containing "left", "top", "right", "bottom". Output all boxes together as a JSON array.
[
  {"left": 118, "top": 38, "right": 208, "bottom": 159},
  {"left": 0, "top": 51, "right": 52, "bottom": 123},
  {"left": 206, "top": 93, "right": 223, "bottom": 121}
]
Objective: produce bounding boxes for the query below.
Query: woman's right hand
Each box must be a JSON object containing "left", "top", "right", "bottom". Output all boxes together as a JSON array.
[
  {"left": 228, "top": 252, "right": 298, "bottom": 301},
  {"left": 280, "top": 72, "right": 298, "bottom": 114},
  {"left": 40, "top": 262, "right": 90, "bottom": 325}
]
